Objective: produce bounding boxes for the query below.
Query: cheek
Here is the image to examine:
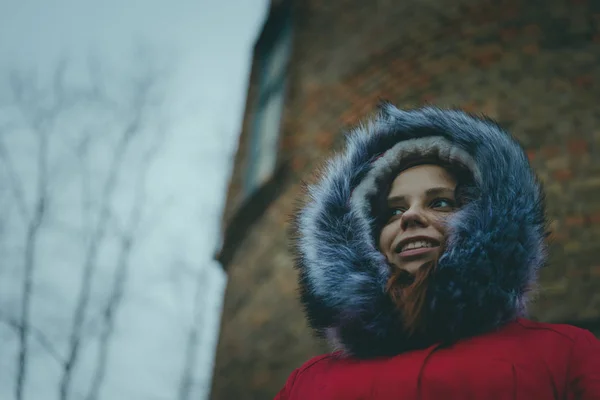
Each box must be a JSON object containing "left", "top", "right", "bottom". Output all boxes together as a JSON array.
[
  {"left": 378, "top": 227, "right": 390, "bottom": 250},
  {"left": 430, "top": 212, "right": 452, "bottom": 237},
  {"left": 378, "top": 223, "right": 396, "bottom": 251}
]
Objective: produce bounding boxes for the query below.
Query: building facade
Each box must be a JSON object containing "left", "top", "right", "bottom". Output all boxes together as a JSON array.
[{"left": 212, "top": 0, "right": 600, "bottom": 398}]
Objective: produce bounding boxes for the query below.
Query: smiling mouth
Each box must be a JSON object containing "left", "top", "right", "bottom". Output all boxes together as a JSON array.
[
  {"left": 399, "top": 245, "right": 439, "bottom": 258},
  {"left": 396, "top": 240, "right": 440, "bottom": 259}
]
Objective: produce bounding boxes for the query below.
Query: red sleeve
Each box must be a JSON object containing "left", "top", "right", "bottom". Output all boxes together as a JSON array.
[
  {"left": 568, "top": 329, "right": 600, "bottom": 399},
  {"left": 273, "top": 368, "right": 299, "bottom": 400}
]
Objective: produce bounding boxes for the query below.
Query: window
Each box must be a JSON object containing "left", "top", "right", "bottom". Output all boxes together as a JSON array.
[{"left": 244, "top": 8, "right": 292, "bottom": 198}]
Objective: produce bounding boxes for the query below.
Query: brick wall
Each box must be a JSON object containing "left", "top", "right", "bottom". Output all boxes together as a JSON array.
[{"left": 212, "top": 0, "right": 600, "bottom": 398}]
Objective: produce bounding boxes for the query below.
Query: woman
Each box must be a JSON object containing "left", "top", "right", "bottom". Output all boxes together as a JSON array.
[{"left": 276, "top": 104, "right": 600, "bottom": 399}]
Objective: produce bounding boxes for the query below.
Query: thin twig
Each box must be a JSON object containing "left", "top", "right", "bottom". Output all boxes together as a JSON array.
[
  {"left": 16, "top": 127, "right": 49, "bottom": 400},
  {"left": 0, "top": 138, "right": 28, "bottom": 223},
  {"left": 177, "top": 266, "right": 208, "bottom": 400},
  {"left": 9, "top": 66, "right": 66, "bottom": 400},
  {"left": 74, "top": 128, "right": 96, "bottom": 245},
  {"left": 86, "top": 125, "right": 164, "bottom": 400},
  {"left": 59, "top": 75, "right": 153, "bottom": 400},
  {"left": 0, "top": 311, "right": 65, "bottom": 368},
  {"left": 11, "top": 63, "right": 76, "bottom": 400}
]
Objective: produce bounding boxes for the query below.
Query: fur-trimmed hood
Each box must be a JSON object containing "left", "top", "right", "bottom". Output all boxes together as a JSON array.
[{"left": 292, "top": 104, "right": 548, "bottom": 358}]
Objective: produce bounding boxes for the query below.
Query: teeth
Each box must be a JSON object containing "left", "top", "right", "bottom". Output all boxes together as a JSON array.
[{"left": 401, "top": 240, "right": 434, "bottom": 252}]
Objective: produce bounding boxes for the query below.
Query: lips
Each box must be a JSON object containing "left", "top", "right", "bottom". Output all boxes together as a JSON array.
[
  {"left": 394, "top": 236, "right": 440, "bottom": 259},
  {"left": 395, "top": 236, "right": 440, "bottom": 252},
  {"left": 400, "top": 240, "right": 436, "bottom": 252}
]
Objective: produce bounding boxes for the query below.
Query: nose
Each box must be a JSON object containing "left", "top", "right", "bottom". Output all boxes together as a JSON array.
[{"left": 400, "top": 206, "right": 428, "bottom": 230}]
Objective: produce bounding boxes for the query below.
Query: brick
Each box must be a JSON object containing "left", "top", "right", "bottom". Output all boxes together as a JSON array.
[
  {"left": 500, "top": 28, "right": 519, "bottom": 41},
  {"left": 542, "top": 146, "right": 562, "bottom": 158},
  {"left": 547, "top": 231, "right": 568, "bottom": 243},
  {"left": 461, "top": 101, "right": 479, "bottom": 113},
  {"left": 549, "top": 78, "right": 572, "bottom": 91},
  {"left": 575, "top": 75, "right": 594, "bottom": 88},
  {"left": 500, "top": 3, "right": 520, "bottom": 19},
  {"left": 546, "top": 156, "right": 570, "bottom": 170},
  {"left": 522, "top": 24, "right": 542, "bottom": 37},
  {"left": 250, "top": 311, "right": 269, "bottom": 327},
  {"left": 315, "top": 131, "right": 334, "bottom": 147},
  {"left": 421, "top": 93, "right": 436, "bottom": 103},
  {"left": 578, "top": 307, "right": 600, "bottom": 320},
  {"left": 473, "top": 45, "right": 503, "bottom": 67},
  {"left": 481, "top": 100, "right": 498, "bottom": 118},
  {"left": 591, "top": 266, "right": 600, "bottom": 277},
  {"left": 567, "top": 139, "right": 589, "bottom": 155},
  {"left": 414, "top": 75, "right": 432, "bottom": 89},
  {"left": 281, "top": 136, "right": 295, "bottom": 151},
  {"left": 339, "top": 109, "right": 359, "bottom": 125},
  {"left": 291, "top": 156, "right": 307, "bottom": 172},
  {"left": 567, "top": 267, "right": 587, "bottom": 278},
  {"left": 251, "top": 370, "right": 270, "bottom": 389},
  {"left": 564, "top": 241, "right": 583, "bottom": 253},
  {"left": 553, "top": 169, "right": 573, "bottom": 182},
  {"left": 522, "top": 44, "right": 539, "bottom": 55},
  {"left": 565, "top": 215, "right": 586, "bottom": 227},
  {"left": 541, "top": 278, "right": 569, "bottom": 295},
  {"left": 476, "top": 53, "right": 500, "bottom": 68}
]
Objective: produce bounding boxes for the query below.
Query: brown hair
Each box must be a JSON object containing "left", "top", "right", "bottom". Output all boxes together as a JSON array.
[{"left": 385, "top": 260, "right": 437, "bottom": 335}]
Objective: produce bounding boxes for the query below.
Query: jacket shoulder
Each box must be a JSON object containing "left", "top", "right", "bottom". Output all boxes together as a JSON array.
[
  {"left": 274, "top": 353, "right": 338, "bottom": 399},
  {"left": 295, "top": 352, "right": 339, "bottom": 374},
  {"left": 515, "top": 318, "right": 596, "bottom": 342},
  {"left": 516, "top": 319, "right": 600, "bottom": 398}
]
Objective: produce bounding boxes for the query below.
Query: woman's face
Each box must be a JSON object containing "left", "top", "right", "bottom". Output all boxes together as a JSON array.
[{"left": 378, "top": 164, "right": 457, "bottom": 274}]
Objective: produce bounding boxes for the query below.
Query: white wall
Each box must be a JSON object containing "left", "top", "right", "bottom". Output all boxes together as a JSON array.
[{"left": 0, "top": 1, "right": 267, "bottom": 399}]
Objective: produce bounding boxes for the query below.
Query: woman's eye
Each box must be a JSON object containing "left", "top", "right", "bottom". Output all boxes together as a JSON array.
[
  {"left": 389, "top": 208, "right": 405, "bottom": 217},
  {"left": 431, "top": 198, "right": 455, "bottom": 209}
]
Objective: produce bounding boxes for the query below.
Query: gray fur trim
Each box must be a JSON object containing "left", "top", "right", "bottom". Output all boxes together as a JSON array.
[
  {"left": 292, "top": 104, "right": 547, "bottom": 358},
  {"left": 350, "top": 136, "right": 480, "bottom": 230}
]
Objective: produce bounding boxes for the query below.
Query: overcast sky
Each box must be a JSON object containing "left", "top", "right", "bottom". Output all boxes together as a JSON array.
[{"left": 0, "top": 1, "right": 268, "bottom": 399}]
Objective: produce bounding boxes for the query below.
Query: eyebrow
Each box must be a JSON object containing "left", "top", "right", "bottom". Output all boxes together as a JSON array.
[{"left": 387, "top": 187, "right": 455, "bottom": 204}]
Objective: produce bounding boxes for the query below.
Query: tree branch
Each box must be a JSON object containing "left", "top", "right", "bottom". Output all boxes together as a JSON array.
[
  {"left": 86, "top": 124, "right": 165, "bottom": 400},
  {"left": 60, "top": 72, "right": 155, "bottom": 400},
  {"left": 0, "top": 311, "right": 65, "bottom": 368},
  {"left": 177, "top": 266, "right": 208, "bottom": 400},
  {"left": 11, "top": 69, "right": 53, "bottom": 400},
  {"left": 0, "top": 137, "right": 28, "bottom": 223}
]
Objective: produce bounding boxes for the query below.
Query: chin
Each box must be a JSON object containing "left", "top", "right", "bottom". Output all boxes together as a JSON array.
[
  {"left": 400, "top": 259, "right": 435, "bottom": 274},
  {"left": 396, "top": 263, "right": 421, "bottom": 275}
]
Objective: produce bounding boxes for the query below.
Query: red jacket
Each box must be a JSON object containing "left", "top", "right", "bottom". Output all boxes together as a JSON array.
[{"left": 275, "top": 319, "right": 600, "bottom": 400}]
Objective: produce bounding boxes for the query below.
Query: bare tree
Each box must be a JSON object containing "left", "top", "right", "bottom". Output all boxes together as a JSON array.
[
  {"left": 6, "top": 60, "right": 78, "bottom": 400},
  {"left": 60, "top": 83, "right": 141, "bottom": 400},
  {"left": 85, "top": 124, "right": 166, "bottom": 400},
  {"left": 59, "top": 60, "right": 166, "bottom": 400},
  {"left": 0, "top": 49, "right": 172, "bottom": 400}
]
